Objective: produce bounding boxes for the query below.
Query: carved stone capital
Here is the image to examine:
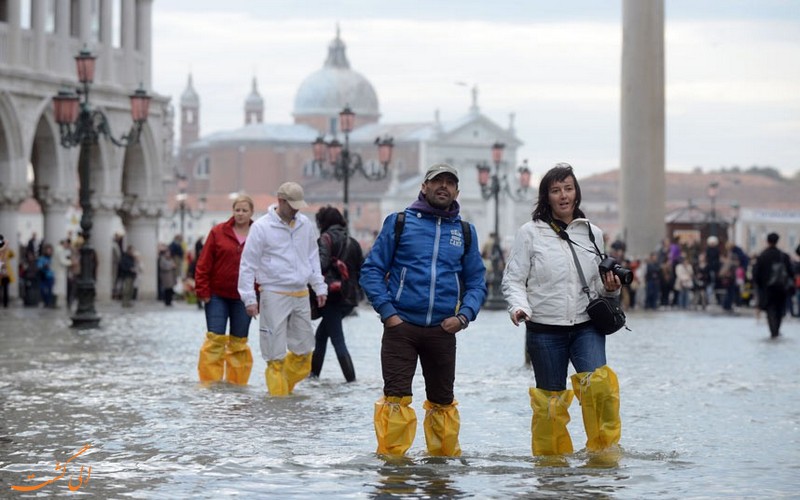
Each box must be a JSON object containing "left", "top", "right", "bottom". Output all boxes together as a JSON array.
[
  {"left": 119, "top": 196, "right": 165, "bottom": 219},
  {"left": 37, "top": 189, "right": 77, "bottom": 211},
  {"left": 0, "top": 187, "right": 31, "bottom": 207}
]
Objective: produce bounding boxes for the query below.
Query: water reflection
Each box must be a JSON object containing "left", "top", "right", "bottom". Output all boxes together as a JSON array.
[{"left": 372, "top": 459, "right": 468, "bottom": 499}]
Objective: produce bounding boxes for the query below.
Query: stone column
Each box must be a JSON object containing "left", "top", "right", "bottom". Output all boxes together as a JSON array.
[
  {"left": 31, "top": 0, "right": 47, "bottom": 70},
  {"left": 121, "top": 0, "right": 136, "bottom": 87},
  {"left": 7, "top": 0, "right": 21, "bottom": 66},
  {"left": 137, "top": 0, "right": 153, "bottom": 88},
  {"left": 122, "top": 202, "right": 161, "bottom": 301},
  {"left": 91, "top": 201, "right": 119, "bottom": 302},
  {"left": 99, "top": 0, "right": 114, "bottom": 82},
  {"left": 55, "top": 0, "right": 71, "bottom": 75},
  {"left": 78, "top": 0, "right": 92, "bottom": 45},
  {"left": 620, "top": 0, "right": 665, "bottom": 258}
]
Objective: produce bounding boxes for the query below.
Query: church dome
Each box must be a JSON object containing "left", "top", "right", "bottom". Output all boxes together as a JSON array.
[{"left": 293, "top": 28, "right": 379, "bottom": 122}]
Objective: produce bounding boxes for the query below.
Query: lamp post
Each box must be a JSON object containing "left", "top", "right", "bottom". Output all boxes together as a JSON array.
[
  {"left": 173, "top": 190, "right": 206, "bottom": 242},
  {"left": 476, "top": 142, "right": 532, "bottom": 309},
  {"left": 730, "top": 201, "right": 740, "bottom": 245},
  {"left": 310, "top": 105, "right": 394, "bottom": 223},
  {"left": 707, "top": 181, "right": 719, "bottom": 237},
  {"left": 52, "top": 48, "right": 150, "bottom": 329}
]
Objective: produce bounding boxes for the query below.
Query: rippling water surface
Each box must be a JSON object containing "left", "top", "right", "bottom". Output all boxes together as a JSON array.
[{"left": 1, "top": 304, "right": 798, "bottom": 498}]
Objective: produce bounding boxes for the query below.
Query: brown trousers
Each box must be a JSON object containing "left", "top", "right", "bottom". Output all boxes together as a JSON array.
[{"left": 380, "top": 321, "right": 456, "bottom": 405}]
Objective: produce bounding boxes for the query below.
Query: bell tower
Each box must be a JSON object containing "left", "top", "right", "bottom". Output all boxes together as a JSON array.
[{"left": 180, "top": 73, "right": 200, "bottom": 149}]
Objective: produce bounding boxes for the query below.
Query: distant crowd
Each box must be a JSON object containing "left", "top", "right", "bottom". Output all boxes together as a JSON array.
[
  {"left": 0, "top": 231, "right": 206, "bottom": 310},
  {"left": 607, "top": 235, "right": 800, "bottom": 318}
]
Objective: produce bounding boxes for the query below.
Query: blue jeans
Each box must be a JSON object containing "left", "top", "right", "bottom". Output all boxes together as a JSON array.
[
  {"left": 204, "top": 294, "right": 251, "bottom": 338},
  {"left": 526, "top": 322, "right": 607, "bottom": 391}
]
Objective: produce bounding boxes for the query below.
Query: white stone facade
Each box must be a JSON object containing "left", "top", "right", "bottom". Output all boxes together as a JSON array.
[{"left": 0, "top": 0, "right": 171, "bottom": 300}]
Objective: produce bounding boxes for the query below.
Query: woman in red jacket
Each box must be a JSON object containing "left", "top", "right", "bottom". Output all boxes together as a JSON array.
[{"left": 196, "top": 195, "right": 255, "bottom": 384}]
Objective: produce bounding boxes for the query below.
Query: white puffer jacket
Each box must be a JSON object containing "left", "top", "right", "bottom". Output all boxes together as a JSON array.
[{"left": 501, "top": 218, "right": 619, "bottom": 326}]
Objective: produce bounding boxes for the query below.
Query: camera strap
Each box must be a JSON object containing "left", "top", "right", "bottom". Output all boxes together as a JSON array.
[
  {"left": 547, "top": 219, "right": 605, "bottom": 258},
  {"left": 547, "top": 219, "right": 593, "bottom": 299}
]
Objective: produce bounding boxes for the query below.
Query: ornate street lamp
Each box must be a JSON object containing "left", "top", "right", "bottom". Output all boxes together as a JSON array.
[
  {"left": 52, "top": 48, "right": 151, "bottom": 329},
  {"left": 729, "top": 201, "right": 740, "bottom": 245},
  {"left": 309, "top": 105, "right": 393, "bottom": 222},
  {"left": 173, "top": 189, "right": 206, "bottom": 242},
  {"left": 476, "top": 142, "right": 531, "bottom": 309}
]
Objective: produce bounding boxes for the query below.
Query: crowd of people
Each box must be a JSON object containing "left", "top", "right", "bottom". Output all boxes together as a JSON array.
[{"left": 599, "top": 234, "right": 800, "bottom": 323}]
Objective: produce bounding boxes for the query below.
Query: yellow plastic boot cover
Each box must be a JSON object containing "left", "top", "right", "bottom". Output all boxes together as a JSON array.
[
  {"left": 529, "top": 387, "right": 574, "bottom": 456},
  {"left": 284, "top": 352, "right": 313, "bottom": 393},
  {"left": 423, "top": 400, "right": 462, "bottom": 457},
  {"left": 225, "top": 336, "right": 253, "bottom": 385},
  {"left": 265, "top": 360, "right": 289, "bottom": 396},
  {"left": 198, "top": 332, "right": 228, "bottom": 383},
  {"left": 374, "top": 396, "right": 417, "bottom": 456},
  {"left": 571, "top": 365, "right": 621, "bottom": 452}
]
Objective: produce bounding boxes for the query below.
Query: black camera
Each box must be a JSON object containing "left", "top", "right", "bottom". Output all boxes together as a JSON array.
[{"left": 598, "top": 256, "right": 633, "bottom": 285}]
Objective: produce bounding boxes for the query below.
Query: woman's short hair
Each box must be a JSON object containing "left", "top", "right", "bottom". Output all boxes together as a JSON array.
[
  {"left": 315, "top": 206, "right": 346, "bottom": 233},
  {"left": 231, "top": 194, "right": 254, "bottom": 212}
]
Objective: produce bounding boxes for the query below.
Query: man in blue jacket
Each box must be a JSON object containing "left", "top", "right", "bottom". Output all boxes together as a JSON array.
[{"left": 360, "top": 163, "right": 487, "bottom": 457}]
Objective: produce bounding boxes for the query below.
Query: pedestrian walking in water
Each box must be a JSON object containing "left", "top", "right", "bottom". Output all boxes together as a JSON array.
[
  {"left": 310, "top": 206, "right": 364, "bottom": 383},
  {"left": 360, "top": 163, "right": 487, "bottom": 457},
  {"left": 501, "top": 163, "right": 623, "bottom": 460},
  {"left": 158, "top": 246, "right": 177, "bottom": 306},
  {"left": 238, "top": 182, "right": 327, "bottom": 396},
  {"left": 195, "top": 195, "right": 255, "bottom": 385},
  {"left": 753, "top": 232, "right": 795, "bottom": 338}
]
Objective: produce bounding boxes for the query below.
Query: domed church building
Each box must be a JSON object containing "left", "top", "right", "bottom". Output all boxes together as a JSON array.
[{"left": 173, "top": 28, "right": 526, "bottom": 249}]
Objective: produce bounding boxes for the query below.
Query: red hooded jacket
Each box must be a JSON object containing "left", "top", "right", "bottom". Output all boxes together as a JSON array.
[{"left": 194, "top": 217, "right": 252, "bottom": 300}]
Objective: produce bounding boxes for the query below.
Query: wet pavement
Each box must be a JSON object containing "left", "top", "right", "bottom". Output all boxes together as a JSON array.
[{"left": 0, "top": 301, "right": 798, "bottom": 498}]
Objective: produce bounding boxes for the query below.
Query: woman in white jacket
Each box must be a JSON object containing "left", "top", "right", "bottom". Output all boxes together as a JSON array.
[{"left": 501, "top": 163, "right": 622, "bottom": 459}]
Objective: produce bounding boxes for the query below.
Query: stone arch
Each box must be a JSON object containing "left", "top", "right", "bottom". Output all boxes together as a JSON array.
[
  {"left": 0, "top": 91, "right": 27, "bottom": 191},
  {"left": 0, "top": 92, "right": 29, "bottom": 301},
  {"left": 30, "top": 107, "right": 78, "bottom": 247}
]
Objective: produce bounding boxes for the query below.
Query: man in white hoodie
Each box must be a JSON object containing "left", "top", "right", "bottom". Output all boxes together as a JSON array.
[{"left": 238, "top": 182, "right": 327, "bottom": 396}]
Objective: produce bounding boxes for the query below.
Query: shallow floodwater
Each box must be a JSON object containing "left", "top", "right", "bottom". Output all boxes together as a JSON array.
[{"left": 1, "top": 304, "right": 798, "bottom": 498}]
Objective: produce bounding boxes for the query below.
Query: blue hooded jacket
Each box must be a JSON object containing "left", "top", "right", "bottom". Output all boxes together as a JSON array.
[{"left": 360, "top": 203, "right": 487, "bottom": 327}]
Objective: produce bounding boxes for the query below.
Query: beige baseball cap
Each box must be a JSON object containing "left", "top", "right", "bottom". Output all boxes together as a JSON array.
[
  {"left": 276, "top": 182, "right": 308, "bottom": 209},
  {"left": 424, "top": 163, "right": 459, "bottom": 182}
]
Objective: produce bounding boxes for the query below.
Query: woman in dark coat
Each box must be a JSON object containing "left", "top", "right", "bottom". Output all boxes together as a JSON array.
[{"left": 311, "top": 206, "right": 364, "bottom": 382}]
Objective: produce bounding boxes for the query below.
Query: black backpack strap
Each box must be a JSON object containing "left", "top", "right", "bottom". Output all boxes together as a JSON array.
[
  {"left": 387, "top": 211, "right": 405, "bottom": 271},
  {"left": 394, "top": 211, "right": 405, "bottom": 250},
  {"left": 391, "top": 211, "right": 471, "bottom": 267},
  {"left": 460, "top": 220, "right": 471, "bottom": 266}
]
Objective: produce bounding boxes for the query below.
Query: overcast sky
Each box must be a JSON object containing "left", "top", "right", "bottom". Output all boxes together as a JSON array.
[{"left": 151, "top": 0, "right": 800, "bottom": 178}]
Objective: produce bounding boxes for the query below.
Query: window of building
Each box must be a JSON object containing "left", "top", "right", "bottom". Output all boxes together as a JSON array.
[
  {"left": 194, "top": 156, "right": 210, "bottom": 179},
  {"left": 329, "top": 116, "right": 337, "bottom": 136}
]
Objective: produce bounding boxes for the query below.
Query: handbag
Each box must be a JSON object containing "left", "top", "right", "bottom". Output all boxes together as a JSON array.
[
  {"left": 308, "top": 286, "right": 321, "bottom": 320},
  {"left": 562, "top": 230, "right": 628, "bottom": 335},
  {"left": 585, "top": 295, "right": 627, "bottom": 335}
]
